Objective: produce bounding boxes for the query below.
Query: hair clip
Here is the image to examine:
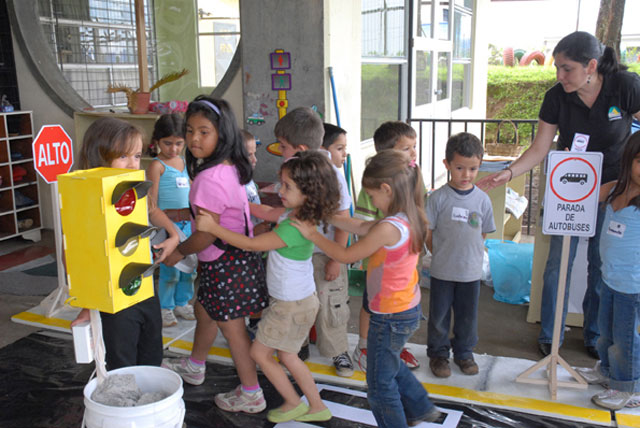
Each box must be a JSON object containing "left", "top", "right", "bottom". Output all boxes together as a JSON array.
[{"left": 408, "top": 159, "right": 416, "bottom": 168}]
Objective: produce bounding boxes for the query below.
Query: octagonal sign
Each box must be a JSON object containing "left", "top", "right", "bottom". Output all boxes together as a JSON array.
[{"left": 32, "top": 125, "right": 74, "bottom": 183}]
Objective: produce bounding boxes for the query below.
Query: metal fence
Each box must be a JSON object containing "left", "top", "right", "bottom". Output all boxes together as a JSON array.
[{"left": 407, "top": 118, "right": 539, "bottom": 235}]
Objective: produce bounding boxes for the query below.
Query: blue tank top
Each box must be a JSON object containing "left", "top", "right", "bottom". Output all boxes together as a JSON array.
[{"left": 155, "top": 158, "right": 190, "bottom": 210}]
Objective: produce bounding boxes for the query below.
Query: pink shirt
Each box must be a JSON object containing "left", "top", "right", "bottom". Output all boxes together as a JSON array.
[{"left": 190, "top": 163, "right": 253, "bottom": 261}]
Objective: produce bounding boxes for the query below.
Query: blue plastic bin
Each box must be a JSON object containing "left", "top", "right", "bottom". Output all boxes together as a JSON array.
[{"left": 485, "top": 239, "right": 534, "bottom": 304}]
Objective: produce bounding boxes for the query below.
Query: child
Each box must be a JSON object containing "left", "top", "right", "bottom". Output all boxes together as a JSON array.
[
  {"left": 147, "top": 113, "right": 197, "bottom": 328},
  {"left": 241, "top": 130, "right": 270, "bottom": 235},
  {"left": 162, "top": 96, "right": 268, "bottom": 413},
  {"left": 322, "top": 123, "right": 348, "bottom": 169},
  {"left": 70, "top": 117, "right": 181, "bottom": 370},
  {"left": 196, "top": 151, "right": 338, "bottom": 423},
  {"left": 256, "top": 107, "right": 354, "bottom": 377},
  {"left": 426, "top": 132, "right": 495, "bottom": 378},
  {"left": 352, "top": 120, "right": 420, "bottom": 372},
  {"left": 241, "top": 129, "right": 269, "bottom": 338},
  {"left": 580, "top": 132, "right": 640, "bottom": 410},
  {"left": 292, "top": 150, "right": 440, "bottom": 428}
]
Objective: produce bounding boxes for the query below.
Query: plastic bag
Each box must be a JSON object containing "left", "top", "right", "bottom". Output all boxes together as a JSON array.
[
  {"left": 485, "top": 239, "right": 533, "bottom": 304},
  {"left": 505, "top": 187, "right": 528, "bottom": 219}
]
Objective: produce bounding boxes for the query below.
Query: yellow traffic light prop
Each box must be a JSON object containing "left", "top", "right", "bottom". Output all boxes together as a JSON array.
[{"left": 58, "top": 168, "right": 156, "bottom": 313}]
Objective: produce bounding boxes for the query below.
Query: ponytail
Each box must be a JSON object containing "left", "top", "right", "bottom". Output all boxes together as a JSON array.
[{"left": 597, "top": 46, "right": 627, "bottom": 75}]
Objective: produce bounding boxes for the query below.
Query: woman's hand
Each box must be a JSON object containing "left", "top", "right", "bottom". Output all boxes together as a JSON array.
[
  {"left": 196, "top": 210, "right": 219, "bottom": 235},
  {"left": 290, "top": 218, "right": 318, "bottom": 240},
  {"left": 476, "top": 168, "right": 512, "bottom": 192}
]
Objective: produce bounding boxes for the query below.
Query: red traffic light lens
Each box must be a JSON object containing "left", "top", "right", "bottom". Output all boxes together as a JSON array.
[{"left": 115, "top": 188, "right": 136, "bottom": 216}]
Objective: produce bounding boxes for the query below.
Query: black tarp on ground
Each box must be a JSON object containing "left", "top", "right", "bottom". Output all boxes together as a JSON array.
[{"left": 0, "top": 332, "right": 605, "bottom": 428}]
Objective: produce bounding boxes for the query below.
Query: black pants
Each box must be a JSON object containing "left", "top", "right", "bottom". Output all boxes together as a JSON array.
[{"left": 100, "top": 295, "right": 163, "bottom": 370}]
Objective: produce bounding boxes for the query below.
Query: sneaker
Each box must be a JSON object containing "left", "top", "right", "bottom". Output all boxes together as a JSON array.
[
  {"left": 353, "top": 346, "right": 367, "bottom": 372},
  {"left": 162, "top": 357, "right": 205, "bottom": 385},
  {"left": 454, "top": 357, "right": 479, "bottom": 375},
  {"left": 246, "top": 318, "right": 260, "bottom": 340},
  {"left": 298, "top": 344, "right": 310, "bottom": 361},
  {"left": 591, "top": 389, "right": 640, "bottom": 410},
  {"left": 214, "top": 385, "right": 267, "bottom": 413},
  {"left": 174, "top": 304, "right": 195, "bottom": 320},
  {"left": 429, "top": 357, "right": 451, "bottom": 378},
  {"left": 333, "top": 351, "right": 354, "bottom": 377},
  {"left": 408, "top": 406, "right": 442, "bottom": 426},
  {"left": 400, "top": 348, "right": 420, "bottom": 369},
  {"left": 162, "top": 308, "right": 178, "bottom": 327},
  {"left": 575, "top": 361, "right": 608, "bottom": 386}
]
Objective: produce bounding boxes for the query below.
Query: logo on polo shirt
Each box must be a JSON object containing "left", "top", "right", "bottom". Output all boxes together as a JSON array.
[{"left": 608, "top": 106, "right": 622, "bottom": 121}]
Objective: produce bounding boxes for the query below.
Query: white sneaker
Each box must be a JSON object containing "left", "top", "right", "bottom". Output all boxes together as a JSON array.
[
  {"left": 592, "top": 388, "right": 640, "bottom": 410},
  {"left": 214, "top": 385, "right": 267, "bottom": 413},
  {"left": 162, "top": 357, "right": 205, "bottom": 385},
  {"left": 162, "top": 308, "right": 178, "bottom": 327},
  {"left": 174, "top": 304, "right": 195, "bottom": 320},
  {"left": 353, "top": 346, "right": 367, "bottom": 372},
  {"left": 575, "top": 361, "right": 608, "bottom": 387}
]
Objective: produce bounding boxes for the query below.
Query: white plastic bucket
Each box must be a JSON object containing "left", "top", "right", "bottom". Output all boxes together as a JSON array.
[{"left": 83, "top": 365, "right": 185, "bottom": 428}]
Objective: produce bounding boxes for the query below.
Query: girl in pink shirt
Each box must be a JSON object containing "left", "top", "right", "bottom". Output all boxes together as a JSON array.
[{"left": 162, "top": 96, "right": 268, "bottom": 414}]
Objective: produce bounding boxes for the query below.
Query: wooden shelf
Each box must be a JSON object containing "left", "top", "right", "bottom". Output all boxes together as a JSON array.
[{"left": 0, "top": 111, "right": 42, "bottom": 242}]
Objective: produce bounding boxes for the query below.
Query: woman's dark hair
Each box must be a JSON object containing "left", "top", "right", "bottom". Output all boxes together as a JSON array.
[
  {"left": 184, "top": 95, "right": 252, "bottom": 184},
  {"left": 553, "top": 31, "right": 626, "bottom": 75},
  {"left": 79, "top": 117, "right": 144, "bottom": 169},
  {"left": 607, "top": 132, "right": 640, "bottom": 210},
  {"left": 280, "top": 151, "right": 340, "bottom": 231},
  {"left": 148, "top": 113, "right": 185, "bottom": 156}
]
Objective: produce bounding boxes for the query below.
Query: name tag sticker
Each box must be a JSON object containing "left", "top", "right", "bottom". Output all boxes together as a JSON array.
[
  {"left": 176, "top": 177, "right": 189, "bottom": 188},
  {"left": 451, "top": 207, "right": 469, "bottom": 222},
  {"left": 571, "top": 133, "right": 589, "bottom": 152},
  {"left": 606, "top": 220, "right": 625, "bottom": 238}
]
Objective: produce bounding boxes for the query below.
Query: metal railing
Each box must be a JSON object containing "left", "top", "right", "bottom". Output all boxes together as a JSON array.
[{"left": 407, "top": 118, "right": 539, "bottom": 235}]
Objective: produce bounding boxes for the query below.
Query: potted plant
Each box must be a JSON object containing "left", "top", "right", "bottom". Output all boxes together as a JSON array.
[{"left": 107, "top": 69, "right": 189, "bottom": 114}]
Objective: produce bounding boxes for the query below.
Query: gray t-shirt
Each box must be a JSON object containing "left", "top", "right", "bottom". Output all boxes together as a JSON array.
[{"left": 427, "top": 184, "right": 495, "bottom": 282}]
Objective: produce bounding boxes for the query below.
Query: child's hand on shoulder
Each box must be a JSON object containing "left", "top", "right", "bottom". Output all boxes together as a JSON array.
[
  {"left": 196, "top": 210, "right": 219, "bottom": 235},
  {"left": 290, "top": 218, "right": 317, "bottom": 239}
]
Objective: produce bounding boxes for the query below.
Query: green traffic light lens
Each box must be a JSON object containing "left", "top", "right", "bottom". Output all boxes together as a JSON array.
[{"left": 122, "top": 277, "right": 141, "bottom": 296}]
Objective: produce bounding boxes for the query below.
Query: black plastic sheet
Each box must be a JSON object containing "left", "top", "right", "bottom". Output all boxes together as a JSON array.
[{"left": 0, "top": 332, "right": 606, "bottom": 427}]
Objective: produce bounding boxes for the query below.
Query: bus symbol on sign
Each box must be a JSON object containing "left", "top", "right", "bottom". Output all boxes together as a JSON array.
[{"left": 560, "top": 172, "right": 588, "bottom": 185}]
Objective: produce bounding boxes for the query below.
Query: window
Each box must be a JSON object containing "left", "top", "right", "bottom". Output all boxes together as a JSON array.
[
  {"left": 451, "top": 2, "right": 472, "bottom": 110},
  {"left": 38, "top": 0, "right": 156, "bottom": 108},
  {"left": 361, "top": 0, "right": 408, "bottom": 140},
  {"left": 196, "top": 0, "right": 240, "bottom": 87}
]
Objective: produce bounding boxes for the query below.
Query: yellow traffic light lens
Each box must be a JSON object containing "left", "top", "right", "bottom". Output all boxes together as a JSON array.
[
  {"left": 122, "top": 277, "right": 142, "bottom": 296},
  {"left": 115, "top": 188, "right": 136, "bottom": 216}
]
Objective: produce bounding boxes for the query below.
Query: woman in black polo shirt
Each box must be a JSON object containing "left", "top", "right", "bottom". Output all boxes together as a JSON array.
[{"left": 477, "top": 31, "right": 640, "bottom": 359}]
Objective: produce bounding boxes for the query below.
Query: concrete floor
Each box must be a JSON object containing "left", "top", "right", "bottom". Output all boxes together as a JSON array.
[{"left": 0, "top": 229, "right": 595, "bottom": 369}]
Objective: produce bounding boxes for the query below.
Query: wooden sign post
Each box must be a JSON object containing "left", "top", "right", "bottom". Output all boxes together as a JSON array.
[{"left": 516, "top": 151, "right": 603, "bottom": 399}]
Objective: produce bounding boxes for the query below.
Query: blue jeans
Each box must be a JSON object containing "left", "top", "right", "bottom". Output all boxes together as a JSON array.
[
  {"left": 367, "top": 305, "right": 436, "bottom": 428},
  {"left": 427, "top": 277, "right": 480, "bottom": 360},
  {"left": 597, "top": 285, "right": 640, "bottom": 393},
  {"left": 158, "top": 221, "right": 196, "bottom": 309},
  {"left": 538, "top": 204, "right": 604, "bottom": 347}
]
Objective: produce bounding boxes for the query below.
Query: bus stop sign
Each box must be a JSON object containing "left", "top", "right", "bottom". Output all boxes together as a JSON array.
[{"left": 542, "top": 151, "right": 603, "bottom": 237}]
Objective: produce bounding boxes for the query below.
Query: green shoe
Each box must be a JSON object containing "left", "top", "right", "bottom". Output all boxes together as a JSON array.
[
  {"left": 295, "top": 407, "right": 332, "bottom": 422},
  {"left": 267, "top": 402, "right": 309, "bottom": 423}
]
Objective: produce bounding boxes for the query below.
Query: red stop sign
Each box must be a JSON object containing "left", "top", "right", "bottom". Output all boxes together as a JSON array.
[{"left": 32, "top": 125, "right": 74, "bottom": 183}]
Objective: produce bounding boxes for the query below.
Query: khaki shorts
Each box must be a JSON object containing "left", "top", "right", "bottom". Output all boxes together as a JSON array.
[{"left": 256, "top": 293, "right": 319, "bottom": 354}]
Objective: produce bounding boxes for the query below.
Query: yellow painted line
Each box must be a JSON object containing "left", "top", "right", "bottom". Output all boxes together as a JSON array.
[
  {"left": 423, "top": 382, "right": 611, "bottom": 423},
  {"left": 12, "top": 311, "right": 71, "bottom": 330},
  {"left": 616, "top": 413, "right": 640, "bottom": 428},
  {"left": 10, "top": 310, "right": 614, "bottom": 424}
]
